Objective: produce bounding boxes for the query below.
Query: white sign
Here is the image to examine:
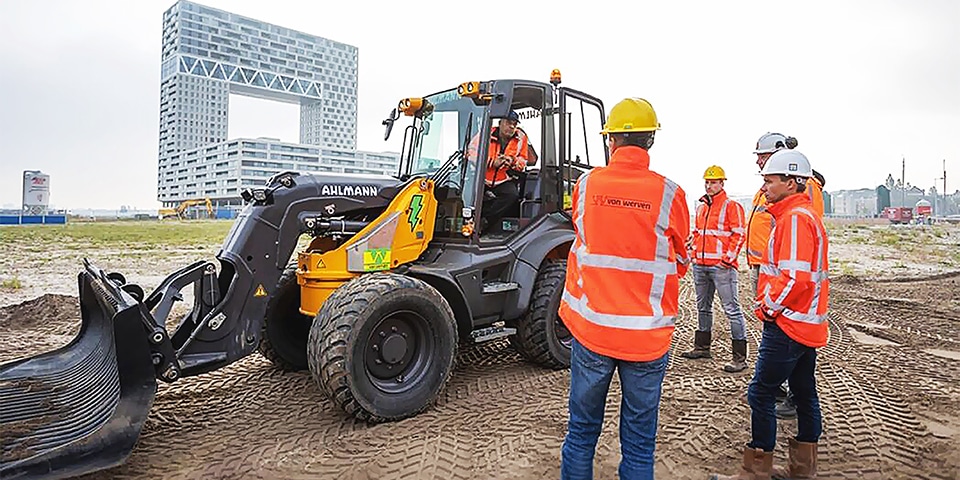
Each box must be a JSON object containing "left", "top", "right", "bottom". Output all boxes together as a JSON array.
[{"left": 23, "top": 171, "right": 50, "bottom": 212}]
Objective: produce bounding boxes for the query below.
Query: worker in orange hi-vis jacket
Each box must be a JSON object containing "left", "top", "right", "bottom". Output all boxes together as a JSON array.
[
  {"left": 711, "top": 149, "right": 829, "bottom": 480},
  {"left": 558, "top": 97, "right": 690, "bottom": 480},
  {"left": 681, "top": 164, "right": 749, "bottom": 373},
  {"left": 745, "top": 132, "right": 825, "bottom": 421}
]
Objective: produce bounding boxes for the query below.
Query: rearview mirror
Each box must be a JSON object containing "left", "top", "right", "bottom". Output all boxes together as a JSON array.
[{"left": 382, "top": 108, "right": 400, "bottom": 141}]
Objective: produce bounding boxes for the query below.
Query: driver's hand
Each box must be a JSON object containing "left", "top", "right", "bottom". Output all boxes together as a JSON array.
[{"left": 496, "top": 155, "right": 511, "bottom": 168}]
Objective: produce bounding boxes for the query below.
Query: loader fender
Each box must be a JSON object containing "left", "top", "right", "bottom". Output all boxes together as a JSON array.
[
  {"left": 405, "top": 270, "right": 473, "bottom": 343},
  {"left": 503, "top": 228, "right": 573, "bottom": 320}
]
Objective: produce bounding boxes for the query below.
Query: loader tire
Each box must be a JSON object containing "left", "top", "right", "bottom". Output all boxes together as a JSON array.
[
  {"left": 308, "top": 273, "right": 458, "bottom": 423},
  {"left": 511, "top": 259, "right": 571, "bottom": 369},
  {"left": 257, "top": 264, "right": 310, "bottom": 371}
]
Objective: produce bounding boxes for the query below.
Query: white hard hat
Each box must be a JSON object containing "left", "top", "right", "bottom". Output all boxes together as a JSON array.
[
  {"left": 754, "top": 132, "right": 792, "bottom": 154},
  {"left": 760, "top": 149, "right": 812, "bottom": 177}
]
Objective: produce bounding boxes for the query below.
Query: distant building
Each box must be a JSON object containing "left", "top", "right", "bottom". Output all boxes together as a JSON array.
[
  {"left": 164, "top": 138, "right": 399, "bottom": 208},
  {"left": 831, "top": 188, "right": 879, "bottom": 217},
  {"left": 157, "top": 0, "right": 398, "bottom": 207},
  {"left": 829, "top": 184, "right": 958, "bottom": 218}
]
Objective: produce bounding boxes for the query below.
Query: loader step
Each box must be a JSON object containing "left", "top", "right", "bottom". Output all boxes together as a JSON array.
[
  {"left": 470, "top": 325, "right": 517, "bottom": 343},
  {"left": 482, "top": 281, "right": 519, "bottom": 294}
]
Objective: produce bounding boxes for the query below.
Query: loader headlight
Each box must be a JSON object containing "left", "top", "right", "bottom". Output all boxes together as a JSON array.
[
  {"left": 398, "top": 97, "right": 423, "bottom": 116},
  {"left": 252, "top": 189, "right": 267, "bottom": 202}
]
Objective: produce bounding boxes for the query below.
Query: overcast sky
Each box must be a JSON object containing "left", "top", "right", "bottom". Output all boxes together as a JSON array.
[{"left": 0, "top": 0, "right": 957, "bottom": 210}]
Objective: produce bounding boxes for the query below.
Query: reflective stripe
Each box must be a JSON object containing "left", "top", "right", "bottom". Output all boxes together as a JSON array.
[
  {"left": 778, "top": 259, "right": 812, "bottom": 272},
  {"left": 731, "top": 227, "right": 746, "bottom": 234},
  {"left": 575, "top": 244, "right": 678, "bottom": 275},
  {"left": 764, "top": 291, "right": 784, "bottom": 311},
  {"left": 562, "top": 290, "right": 676, "bottom": 330},
  {"left": 782, "top": 309, "right": 828, "bottom": 325},
  {"left": 701, "top": 229, "right": 733, "bottom": 237},
  {"left": 651, "top": 179, "right": 680, "bottom": 318},
  {"left": 717, "top": 200, "right": 730, "bottom": 231}
]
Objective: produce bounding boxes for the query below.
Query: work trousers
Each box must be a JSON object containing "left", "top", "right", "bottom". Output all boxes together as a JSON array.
[
  {"left": 561, "top": 339, "right": 668, "bottom": 480},
  {"left": 693, "top": 264, "right": 747, "bottom": 341},
  {"left": 747, "top": 320, "right": 823, "bottom": 451}
]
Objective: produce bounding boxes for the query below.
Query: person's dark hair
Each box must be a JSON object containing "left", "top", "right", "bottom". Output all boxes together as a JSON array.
[
  {"left": 776, "top": 175, "right": 807, "bottom": 193},
  {"left": 613, "top": 132, "right": 655, "bottom": 150}
]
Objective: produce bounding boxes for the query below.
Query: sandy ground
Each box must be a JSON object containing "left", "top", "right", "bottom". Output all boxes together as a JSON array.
[{"left": 1, "top": 221, "right": 959, "bottom": 479}]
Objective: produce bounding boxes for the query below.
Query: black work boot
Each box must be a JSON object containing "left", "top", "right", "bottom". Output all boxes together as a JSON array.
[
  {"left": 681, "top": 330, "right": 712, "bottom": 359},
  {"left": 723, "top": 339, "right": 748, "bottom": 372},
  {"left": 776, "top": 390, "right": 798, "bottom": 420}
]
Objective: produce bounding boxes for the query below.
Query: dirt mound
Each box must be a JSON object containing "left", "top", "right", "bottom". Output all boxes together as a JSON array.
[
  {"left": 0, "top": 294, "right": 81, "bottom": 364},
  {"left": 0, "top": 294, "right": 79, "bottom": 331}
]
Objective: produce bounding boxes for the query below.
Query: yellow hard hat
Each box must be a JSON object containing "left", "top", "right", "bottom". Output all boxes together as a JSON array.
[
  {"left": 703, "top": 165, "right": 726, "bottom": 180},
  {"left": 600, "top": 97, "right": 660, "bottom": 134}
]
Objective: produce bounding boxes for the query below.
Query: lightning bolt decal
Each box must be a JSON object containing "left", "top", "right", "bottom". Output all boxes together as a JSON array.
[{"left": 407, "top": 194, "right": 424, "bottom": 232}]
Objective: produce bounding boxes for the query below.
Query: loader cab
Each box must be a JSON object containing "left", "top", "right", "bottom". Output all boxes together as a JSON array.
[{"left": 384, "top": 73, "right": 608, "bottom": 244}]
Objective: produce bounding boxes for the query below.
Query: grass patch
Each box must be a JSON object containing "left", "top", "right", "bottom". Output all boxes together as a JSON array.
[
  {"left": 1, "top": 277, "right": 23, "bottom": 289},
  {"left": 0, "top": 220, "right": 233, "bottom": 250}
]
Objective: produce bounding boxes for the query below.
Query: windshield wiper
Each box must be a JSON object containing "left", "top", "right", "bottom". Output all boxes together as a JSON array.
[{"left": 430, "top": 111, "right": 474, "bottom": 186}]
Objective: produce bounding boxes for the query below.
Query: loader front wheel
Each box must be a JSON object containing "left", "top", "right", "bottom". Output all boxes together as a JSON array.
[
  {"left": 308, "top": 273, "right": 457, "bottom": 422},
  {"left": 257, "top": 265, "right": 310, "bottom": 371},
  {"left": 511, "top": 259, "right": 572, "bottom": 369}
]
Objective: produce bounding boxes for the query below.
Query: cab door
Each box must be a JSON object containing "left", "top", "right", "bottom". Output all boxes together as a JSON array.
[{"left": 558, "top": 88, "right": 608, "bottom": 209}]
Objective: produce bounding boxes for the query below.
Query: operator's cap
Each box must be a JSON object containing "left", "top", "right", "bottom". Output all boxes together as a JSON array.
[{"left": 505, "top": 110, "right": 520, "bottom": 123}]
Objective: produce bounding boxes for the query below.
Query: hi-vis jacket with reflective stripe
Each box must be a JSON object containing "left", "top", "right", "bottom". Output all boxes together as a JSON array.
[
  {"left": 756, "top": 193, "right": 830, "bottom": 348},
  {"left": 558, "top": 146, "right": 691, "bottom": 362},
  {"left": 691, "top": 190, "right": 746, "bottom": 268},
  {"left": 747, "top": 177, "right": 824, "bottom": 266}
]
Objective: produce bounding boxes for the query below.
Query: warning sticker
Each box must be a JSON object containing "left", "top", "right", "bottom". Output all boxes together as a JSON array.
[
  {"left": 363, "top": 248, "right": 391, "bottom": 272},
  {"left": 317, "top": 258, "right": 326, "bottom": 269},
  {"left": 254, "top": 284, "right": 268, "bottom": 297}
]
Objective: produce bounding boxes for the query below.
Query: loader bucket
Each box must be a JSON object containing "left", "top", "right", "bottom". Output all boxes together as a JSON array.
[{"left": 0, "top": 263, "right": 158, "bottom": 480}]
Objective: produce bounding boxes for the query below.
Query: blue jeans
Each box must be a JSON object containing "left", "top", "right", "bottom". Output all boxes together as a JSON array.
[
  {"left": 747, "top": 320, "right": 822, "bottom": 451},
  {"left": 561, "top": 339, "right": 668, "bottom": 480},
  {"left": 693, "top": 264, "right": 747, "bottom": 341}
]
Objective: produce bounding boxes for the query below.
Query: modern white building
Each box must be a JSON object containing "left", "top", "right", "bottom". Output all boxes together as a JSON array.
[
  {"left": 161, "top": 138, "right": 398, "bottom": 207},
  {"left": 157, "top": 0, "right": 398, "bottom": 207}
]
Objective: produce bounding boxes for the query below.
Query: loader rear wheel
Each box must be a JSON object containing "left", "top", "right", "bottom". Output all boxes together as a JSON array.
[
  {"left": 512, "top": 259, "right": 572, "bottom": 369},
  {"left": 257, "top": 265, "right": 310, "bottom": 371},
  {"left": 308, "top": 273, "right": 458, "bottom": 422}
]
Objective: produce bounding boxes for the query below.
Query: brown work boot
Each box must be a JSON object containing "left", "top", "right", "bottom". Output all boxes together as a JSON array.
[
  {"left": 681, "top": 330, "right": 712, "bottom": 359},
  {"left": 709, "top": 447, "right": 774, "bottom": 480},
  {"left": 771, "top": 438, "right": 818, "bottom": 479},
  {"left": 723, "top": 339, "right": 749, "bottom": 372}
]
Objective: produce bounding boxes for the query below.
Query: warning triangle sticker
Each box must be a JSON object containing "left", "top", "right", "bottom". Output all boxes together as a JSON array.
[
  {"left": 317, "top": 259, "right": 326, "bottom": 268},
  {"left": 254, "top": 284, "right": 267, "bottom": 297}
]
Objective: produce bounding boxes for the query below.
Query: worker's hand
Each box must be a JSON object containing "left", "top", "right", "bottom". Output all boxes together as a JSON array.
[
  {"left": 685, "top": 234, "right": 694, "bottom": 252},
  {"left": 753, "top": 303, "right": 777, "bottom": 322}
]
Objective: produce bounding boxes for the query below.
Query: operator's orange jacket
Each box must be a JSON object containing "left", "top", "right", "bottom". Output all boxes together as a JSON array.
[
  {"left": 755, "top": 193, "right": 830, "bottom": 348},
  {"left": 484, "top": 127, "right": 529, "bottom": 187},
  {"left": 747, "top": 176, "right": 824, "bottom": 266},
  {"left": 690, "top": 189, "right": 746, "bottom": 269},
  {"left": 558, "top": 146, "right": 691, "bottom": 362}
]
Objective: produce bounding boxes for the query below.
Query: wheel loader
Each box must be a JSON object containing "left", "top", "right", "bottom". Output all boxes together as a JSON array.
[{"left": 0, "top": 70, "right": 610, "bottom": 479}]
